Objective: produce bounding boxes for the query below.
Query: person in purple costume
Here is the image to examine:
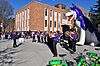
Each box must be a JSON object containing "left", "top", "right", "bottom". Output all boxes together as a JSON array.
[{"left": 52, "top": 31, "right": 61, "bottom": 57}]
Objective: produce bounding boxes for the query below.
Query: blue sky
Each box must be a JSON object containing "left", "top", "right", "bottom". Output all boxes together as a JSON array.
[{"left": 8, "top": 0, "right": 97, "bottom": 14}]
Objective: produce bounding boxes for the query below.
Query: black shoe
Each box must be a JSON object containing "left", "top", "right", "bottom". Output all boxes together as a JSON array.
[
  {"left": 73, "top": 50, "right": 76, "bottom": 52},
  {"left": 13, "top": 45, "right": 18, "bottom": 48},
  {"left": 53, "top": 55, "right": 57, "bottom": 57},
  {"left": 13, "top": 46, "right": 16, "bottom": 48}
]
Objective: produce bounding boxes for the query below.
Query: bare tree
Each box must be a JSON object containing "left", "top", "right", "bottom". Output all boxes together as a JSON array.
[{"left": 0, "top": 0, "right": 14, "bottom": 32}]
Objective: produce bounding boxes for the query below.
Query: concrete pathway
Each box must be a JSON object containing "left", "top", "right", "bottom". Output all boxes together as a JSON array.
[{"left": 0, "top": 39, "right": 99, "bottom": 66}]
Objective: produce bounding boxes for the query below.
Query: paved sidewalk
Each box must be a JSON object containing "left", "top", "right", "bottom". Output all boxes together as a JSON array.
[{"left": 0, "top": 39, "right": 99, "bottom": 66}]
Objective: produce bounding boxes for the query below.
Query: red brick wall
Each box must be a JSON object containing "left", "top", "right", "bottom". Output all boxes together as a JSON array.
[{"left": 15, "top": 2, "right": 89, "bottom": 32}]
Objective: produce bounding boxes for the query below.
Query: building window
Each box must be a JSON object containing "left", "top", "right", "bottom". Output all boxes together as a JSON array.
[
  {"left": 45, "top": 9, "right": 47, "bottom": 16},
  {"left": 45, "top": 20, "right": 47, "bottom": 27},
  {"left": 50, "top": 10, "right": 52, "bottom": 17},
  {"left": 50, "top": 21, "right": 52, "bottom": 27},
  {"left": 62, "top": 13, "right": 66, "bottom": 19},
  {"left": 54, "top": 21, "right": 56, "bottom": 27}
]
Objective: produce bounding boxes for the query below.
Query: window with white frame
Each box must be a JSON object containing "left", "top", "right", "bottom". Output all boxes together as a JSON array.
[
  {"left": 54, "top": 21, "right": 56, "bottom": 27},
  {"left": 50, "top": 10, "right": 52, "bottom": 17},
  {"left": 27, "top": 8, "right": 29, "bottom": 19},
  {"left": 50, "top": 21, "right": 52, "bottom": 27},
  {"left": 45, "top": 9, "right": 48, "bottom": 16},
  {"left": 45, "top": 20, "right": 47, "bottom": 27},
  {"left": 25, "top": 9, "right": 27, "bottom": 20},
  {"left": 62, "top": 13, "right": 66, "bottom": 19}
]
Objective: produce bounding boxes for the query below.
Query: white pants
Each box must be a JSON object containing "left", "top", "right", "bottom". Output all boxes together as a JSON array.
[
  {"left": 19, "top": 38, "right": 24, "bottom": 44},
  {"left": 35, "top": 35, "right": 38, "bottom": 43}
]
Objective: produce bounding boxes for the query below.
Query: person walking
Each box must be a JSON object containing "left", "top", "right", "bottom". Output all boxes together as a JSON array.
[
  {"left": 44, "top": 32, "right": 48, "bottom": 44},
  {"left": 32, "top": 31, "right": 35, "bottom": 42},
  {"left": 38, "top": 32, "right": 40, "bottom": 43},
  {"left": 35, "top": 32, "right": 38, "bottom": 43},
  {"left": 11, "top": 32, "right": 17, "bottom": 48},
  {"left": 40, "top": 32, "right": 44, "bottom": 43}
]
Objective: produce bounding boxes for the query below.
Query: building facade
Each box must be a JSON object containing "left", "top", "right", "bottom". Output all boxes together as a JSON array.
[{"left": 15, "top": 2, "right": 89, "bottom": 32}]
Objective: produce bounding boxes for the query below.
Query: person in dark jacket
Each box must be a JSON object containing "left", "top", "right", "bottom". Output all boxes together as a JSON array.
[
  {"left": 11, "top": 32, "right": 17, "bottom": 48},
  {"left": 47, "top": 31, "right": 61, "bottom": 57},
  {"left": 32, "top": 32, "right": 35, "bottom": 42},
  {"left": 44, "top": 32, "right": 48, "bottom": 44},
  {"left": 40, "top": 32, "right": 44, "bottom": 43},
  {"left": 37, "top": 32, "right": 40, "bottom": 43},
  {"left": 47, "top": 31, "right": 55, "bottom": 57}
]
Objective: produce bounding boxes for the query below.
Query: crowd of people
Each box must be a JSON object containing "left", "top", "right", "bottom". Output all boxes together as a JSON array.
[
  {"left": 0, "top": 28, "right": 78, "bottom": 57},
  {"left": 31, "top": 29, "right": 78, "bottom": 57}
]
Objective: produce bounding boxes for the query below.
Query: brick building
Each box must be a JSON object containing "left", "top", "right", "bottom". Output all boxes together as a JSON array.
[{"left": 15, "top": 1, "right": 89, "bottom": 32}]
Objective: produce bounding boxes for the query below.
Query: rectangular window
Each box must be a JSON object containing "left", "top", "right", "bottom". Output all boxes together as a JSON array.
[
  {"left": 50, "top": 10, "right": 52, "bottom": 17},
  {"left": 62, "top": 13, "right": 66, "bottom": 19},
  {"left": 45, "top": 20, "right": 47, "bottom": 27},
  {"left": 54, "top": 21, "right": 56, "bottom": 27},
  {"left": 45, "top": 9, "right": 47, "bottom": 16},
  {"left": 50, "top": 21, "right": 52, "bottom": 27},
  {"left": 25, "top": 9, "right": 27, "bottom": 20}
]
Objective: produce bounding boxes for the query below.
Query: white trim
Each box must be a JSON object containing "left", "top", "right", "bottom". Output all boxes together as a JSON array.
[
  {"left": 15, "top": 15, "right": 17, "bottom": 31},
  {"left": 54, "top": 28, "right": 57, "bottom": 32},
  {"left": 44, "top": 27, "right": 48, "bottom": 31},
  {"left": 58, "top": 12, "right": 61, "bottom": 31},
  {"left": 50, "top": 17, "right": 52, "bottom": 21},
  {"left": 18, "top": 14, "right": 20, "bottom": 31},
  {"left": 44, "top": 20, "right": 48, "bottom": 31},
  {"left": 27, "top": 8, "right": 30, "bottom": 19},
  {"left": 44, "top": 8, "right": 48, "bottom": 31},
  {"left": 54, "top": 11, "right": 57, "bottom": 31},
  {"left": 25, "top": 9, "right": 27, "bottom": 20},
  {"left": 50, "top": 27, "right": 52, "bottom": 31},
  {"left": 54, "top": 11, "right": 57, "bottom": 21},
  {"left": 20, "top": 13, "right": 21, "bottom": 31},
  {"left": 22, "top": 12, "right": 24, "bottom": 31},
  {"left": 27, "top": 19, "right": 29, "bottom": 31},
  {"left": 24, "top": 9, "right": 27, "bottom": 31}
]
